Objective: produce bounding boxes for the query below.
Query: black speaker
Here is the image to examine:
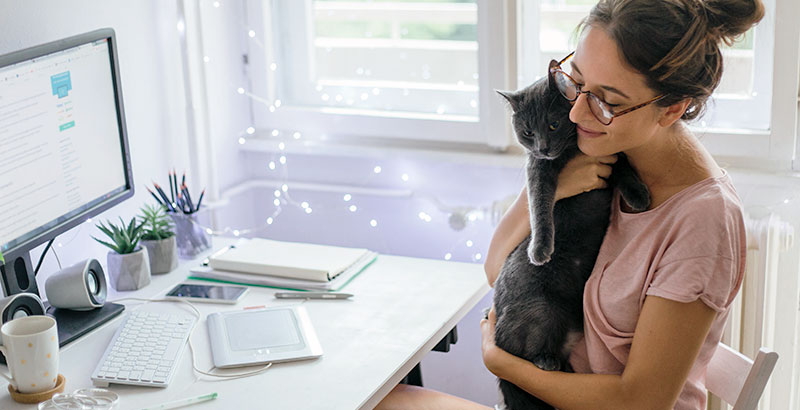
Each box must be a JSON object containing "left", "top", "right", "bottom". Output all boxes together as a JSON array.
[
  {"left": 0, "top": 292, "right": 46, "bottom": 324},
  {"left": 0, "top": 251, "right": 39, "bottom": 297}
]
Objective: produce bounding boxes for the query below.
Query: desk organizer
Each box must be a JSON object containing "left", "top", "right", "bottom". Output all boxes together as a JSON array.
[{"left": 170, "top": 213, "right": 211, "bottom": 258}]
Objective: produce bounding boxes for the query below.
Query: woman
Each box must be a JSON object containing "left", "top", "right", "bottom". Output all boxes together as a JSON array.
[{"left": 376, "top": 0, "right": 763, "bottom": 409}]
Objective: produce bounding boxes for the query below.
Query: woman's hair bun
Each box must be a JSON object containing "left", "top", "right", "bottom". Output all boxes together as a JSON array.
[{"left": 701, "top": 0, "right": 765, "bottom": 44}]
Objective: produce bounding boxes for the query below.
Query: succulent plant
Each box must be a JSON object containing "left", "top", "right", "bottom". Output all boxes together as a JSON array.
[
  {"left": 93, "top": 217, "right": 145, "bottom": 255},
  {"left": 139, "top": 203, "right": 175, "bottom": 241}
]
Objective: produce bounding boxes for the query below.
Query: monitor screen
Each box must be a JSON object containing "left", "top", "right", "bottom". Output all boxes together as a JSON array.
[{"left": 0, "top": 31, "right": 132, "bottom": 256}]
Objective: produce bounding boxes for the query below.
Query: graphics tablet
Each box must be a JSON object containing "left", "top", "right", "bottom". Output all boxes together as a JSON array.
[{"left": 207, "top": 305, "right": 323, "bottom": 368}]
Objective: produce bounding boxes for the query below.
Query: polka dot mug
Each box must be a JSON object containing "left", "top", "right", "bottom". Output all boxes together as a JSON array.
[{"left": 0, "top": 315, "right": 59, "bottom": 394}]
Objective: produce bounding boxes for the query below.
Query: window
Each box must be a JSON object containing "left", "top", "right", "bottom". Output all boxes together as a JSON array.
[
  {"left": 517, "top": 0, "right": 772, "bottom": 131},
  {"left": 247, "top": 0, "right": 513, "bottom": 147},
  {"left": 242, "top": 0, "right": 799, "bottom": 162}
]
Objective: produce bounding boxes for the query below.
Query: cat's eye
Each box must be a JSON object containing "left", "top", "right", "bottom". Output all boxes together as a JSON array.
[
  {"left": 523, "top": 130, "right": 534, "bottom": 137},
  {"left": 548, "top": 121, "right": 560, "bottom": 131}
]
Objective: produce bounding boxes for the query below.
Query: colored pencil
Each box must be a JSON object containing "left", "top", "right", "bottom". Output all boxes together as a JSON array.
[
  {"left": 168, "top": 170, "right": 174, "bottom": 204},
  {"left": 195, "top": 189, "right": 205, "bottom": 212},
  {"left": 147, "top": 187, "right": 165, "bottom": 207},
  {"left": 172, "top": 168, "right": 179, "bottom": 204},
  {"left": 153, "top": 183, "right": 175, "bottom": 212},
  {"left": 182, "top": 184, "right": 194, "bottom": 211}
]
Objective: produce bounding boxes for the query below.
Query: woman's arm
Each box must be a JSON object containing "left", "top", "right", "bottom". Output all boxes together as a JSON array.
[
  {"left": 483, "top": 153, "right": 619, "bottom": 286},
  {"left": 481, "top": 295, "right": 717, "bottom": 410},
  {"left": 483, "top": 185, "right": 531, "bottom": 287}
]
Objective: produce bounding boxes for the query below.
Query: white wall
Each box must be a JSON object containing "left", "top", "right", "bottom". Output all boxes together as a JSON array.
[{"left": 0, "top": 0, "right": 246, "bottom": 296}]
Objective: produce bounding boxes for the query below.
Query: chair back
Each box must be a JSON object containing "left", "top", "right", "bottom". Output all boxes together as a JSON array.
[{"left": 706, "top": 343, "right": 778, "bottom": 410}]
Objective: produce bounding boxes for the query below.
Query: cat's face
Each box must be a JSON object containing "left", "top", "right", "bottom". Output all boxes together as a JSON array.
[{"left": 497, "top": 62, "right": 576, "bottom": 160}]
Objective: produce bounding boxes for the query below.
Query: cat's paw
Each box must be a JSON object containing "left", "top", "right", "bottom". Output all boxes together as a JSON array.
[
  {"left": 527, "top": 238, "right": 553, "bottom": 266},
  {"left": 621, "top": 183, "right": 651, "bottom": 212},
  {"left": 532, "top": 354, "right": 561, "bottom": 371}
]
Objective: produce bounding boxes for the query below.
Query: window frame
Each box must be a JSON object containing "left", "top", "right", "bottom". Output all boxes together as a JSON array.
[
  {"left": 700, "top": 0, "right": 800, "bottom": 167},
  {"left": 245, "top": 0, "right": 515, "bottom": 149},
  {"left": 242, "top": 0, "right": 800, "bottom": 167}
]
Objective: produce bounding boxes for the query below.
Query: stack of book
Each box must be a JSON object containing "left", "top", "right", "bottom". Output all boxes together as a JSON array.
[{"left": 189, "top": 238, "right": 378, "bottom": 291}]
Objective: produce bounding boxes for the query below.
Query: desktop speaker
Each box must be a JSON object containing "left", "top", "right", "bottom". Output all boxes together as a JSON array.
[
  {"left": 0, "top": 293, "right": 46, "bottom": 324},
  {"left": 45, "top": 259, "right": 107, "bottom": 311}
]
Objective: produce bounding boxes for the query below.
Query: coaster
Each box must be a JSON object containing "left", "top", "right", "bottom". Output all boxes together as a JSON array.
[{"left": 8, "top": 373, "right": 66, "bottom": 404}]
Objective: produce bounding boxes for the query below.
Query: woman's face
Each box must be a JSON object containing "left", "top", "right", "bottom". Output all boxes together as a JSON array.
[{"left": 567, "top": 25, "right": 665, "bottom": 157}]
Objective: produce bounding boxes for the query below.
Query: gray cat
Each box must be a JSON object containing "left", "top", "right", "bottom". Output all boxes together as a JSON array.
[{"left": 492, "top": 60, "right": 650, "bottom": 410}]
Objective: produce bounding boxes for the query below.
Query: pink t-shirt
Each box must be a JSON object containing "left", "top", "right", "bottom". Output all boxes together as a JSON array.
[{"left": 568, "top": 169, "right": 747, "bottom": 410}]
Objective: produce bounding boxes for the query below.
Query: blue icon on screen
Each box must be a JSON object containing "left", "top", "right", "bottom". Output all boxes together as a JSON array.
[{"left": 51, "top": 71, "right": 72, "bottom": 98}]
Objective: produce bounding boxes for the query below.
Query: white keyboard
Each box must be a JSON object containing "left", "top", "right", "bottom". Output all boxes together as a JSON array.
[{"left": 91, "top": 310, "right": 196, "bottom": 388}]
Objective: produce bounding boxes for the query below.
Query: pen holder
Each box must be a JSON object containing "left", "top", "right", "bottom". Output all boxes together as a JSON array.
[{"left": 170, "top": 213, "right": 211, "bottom": 259}]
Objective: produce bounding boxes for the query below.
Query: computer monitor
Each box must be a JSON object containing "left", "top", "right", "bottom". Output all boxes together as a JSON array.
[{"left": 0, "top": 28, "right": 134, "bottom": 298}]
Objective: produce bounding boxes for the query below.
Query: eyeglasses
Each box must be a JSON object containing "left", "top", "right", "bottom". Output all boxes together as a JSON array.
[{"left": 549, "top": 51, "right": 665, "bottom": 126}]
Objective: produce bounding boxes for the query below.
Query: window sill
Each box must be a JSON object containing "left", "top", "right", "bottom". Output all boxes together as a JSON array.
[{"left": 238, "top": 133, "right": 527, "bottom": 169}]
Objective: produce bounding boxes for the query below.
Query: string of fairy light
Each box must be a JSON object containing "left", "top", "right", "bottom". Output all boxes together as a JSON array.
[
  {"left": 162, "top": 0, "right": 495, "bottom": 262},
  {"left": 170, "top": 1, "right": 800, "bottom": 265},
  {"left": 50, "top": 1, "right": 798, "bottom": 266}
]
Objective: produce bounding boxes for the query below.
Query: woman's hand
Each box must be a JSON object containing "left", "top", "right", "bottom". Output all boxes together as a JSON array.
[
  {"left": 555, "top": 153, "right": 618, "bottom": 201},
  {"left": 480, "top": 306, "right": 509, "bottom": 377}
]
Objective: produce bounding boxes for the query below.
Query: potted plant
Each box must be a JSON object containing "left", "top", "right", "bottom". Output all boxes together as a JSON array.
[
  {"left": 93, "top": 217, "right": 151, "bottom": 291},
  {"left": 138, "top": 204, "right": 178, "bottom": 274}
]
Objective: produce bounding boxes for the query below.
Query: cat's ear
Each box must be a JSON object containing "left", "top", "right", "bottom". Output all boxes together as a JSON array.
[
  {"left": 547, "top": 59, "right": 559, "bottom": 92},
  {"left": 496, "top": 89, "right": 521, "bottom": 113}
]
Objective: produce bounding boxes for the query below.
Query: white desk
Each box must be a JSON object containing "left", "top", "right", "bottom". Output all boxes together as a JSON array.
[{"left": 1, "top": 237, "right": 490, "bottom": 410}]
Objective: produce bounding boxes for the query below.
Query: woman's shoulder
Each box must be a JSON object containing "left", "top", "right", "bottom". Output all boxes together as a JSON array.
[
  {"left": 619, "top": 167, "right": 741, "bottom": 218},
  {"left": 652, "top": 169, "right": 747, "bottom": 261},
  {"left": 668, "top": 168, "right": 741, "bottom": 216}
]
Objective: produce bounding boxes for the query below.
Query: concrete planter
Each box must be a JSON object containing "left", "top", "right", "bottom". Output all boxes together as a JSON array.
[
  {"left": 140, "top": 236, "right": 178, "bottom": 274},
  {"left": 107, "top": 247, "right": 151, "bottom": 291}
]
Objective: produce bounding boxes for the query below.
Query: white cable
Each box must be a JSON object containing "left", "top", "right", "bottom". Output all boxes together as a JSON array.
[
  {"left": 110, "top": 297, "right": 273, "bottom": 380},
  {"left": 52, "top": 247, "right": 63, "bottom": 270}
]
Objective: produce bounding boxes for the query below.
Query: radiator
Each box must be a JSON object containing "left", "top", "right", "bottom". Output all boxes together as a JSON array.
[{"left": 710, "top": 213, "right": 795, "bottom": 410}]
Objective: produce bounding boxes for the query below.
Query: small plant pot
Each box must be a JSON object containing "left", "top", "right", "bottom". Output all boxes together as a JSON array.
[
  {"left": 140, "top": 236, "right": 178, "bottom": 274},
  {"left": 107, "top": 247, "right": 151, "bottom": 291}
]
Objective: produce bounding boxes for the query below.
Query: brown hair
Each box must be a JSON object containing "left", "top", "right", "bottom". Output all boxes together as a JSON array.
[{"left": 581, "top": 0, "right": 764, "bottom": 120}]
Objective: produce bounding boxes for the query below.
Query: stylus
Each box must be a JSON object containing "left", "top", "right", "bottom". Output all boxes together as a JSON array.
[
  {"left": 274, "top": 292, "right": 353, "bottom": 299},
  {"left": 140, "top": 392, "right": 217, "bottom": 410}
]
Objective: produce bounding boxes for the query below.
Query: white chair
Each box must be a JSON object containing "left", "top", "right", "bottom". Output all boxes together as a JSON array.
[{"left": 706, "top": 342, "right": 779, "bottom": 410}]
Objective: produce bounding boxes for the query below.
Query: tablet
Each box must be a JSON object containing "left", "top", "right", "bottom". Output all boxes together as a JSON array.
[
  {"left": 207, "top": 305, "right": 323, "bottom": 368},
  {"left": 165, "top": 283, "right": 248, "bottom": 304}
]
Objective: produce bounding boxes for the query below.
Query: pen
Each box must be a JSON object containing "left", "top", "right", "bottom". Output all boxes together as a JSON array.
[
  {"left": 275, "top": 292, "right": 353, "bottom": 299},
  {"left": 139, "top": 392, "right": 218, "bottom": 410}
]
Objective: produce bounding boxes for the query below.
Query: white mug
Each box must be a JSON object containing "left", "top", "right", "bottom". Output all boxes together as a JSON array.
[{"left": 0, "top": 315, "right": 59, "bottom": 394}]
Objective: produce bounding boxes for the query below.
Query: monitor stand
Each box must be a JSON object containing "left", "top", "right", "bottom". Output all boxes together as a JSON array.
[{"left": 0, "top": 302, "right": 125, "bottom": 364}]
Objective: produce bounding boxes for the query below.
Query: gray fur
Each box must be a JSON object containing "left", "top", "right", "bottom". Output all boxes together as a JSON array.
[{"left": 493, "top": 61, "right": 651, "bottom": 410}]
